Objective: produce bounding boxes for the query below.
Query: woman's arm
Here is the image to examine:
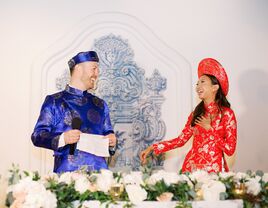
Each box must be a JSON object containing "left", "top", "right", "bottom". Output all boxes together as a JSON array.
[{"left": 153, "top": 113, "right": 194, "bottom": 154}]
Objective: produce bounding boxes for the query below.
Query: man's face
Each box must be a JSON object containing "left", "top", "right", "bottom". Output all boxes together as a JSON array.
[{"left": 80, "top": 61, "right": 99, "bottom": 90}]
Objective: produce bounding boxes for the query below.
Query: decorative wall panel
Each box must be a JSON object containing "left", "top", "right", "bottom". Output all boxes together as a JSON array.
[{"left": 31, "top": 12, "right": 192, "bottom": 173}]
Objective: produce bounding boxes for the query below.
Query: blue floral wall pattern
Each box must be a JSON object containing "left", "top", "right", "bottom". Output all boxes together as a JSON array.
[
  {"left": 93, "top": 34, "right": 167, "bottom": 170},
  {"left": 56, "top": 34, "right": 167, "bottom": 170}
]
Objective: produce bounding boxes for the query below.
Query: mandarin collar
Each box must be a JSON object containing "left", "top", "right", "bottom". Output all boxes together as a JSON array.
[
  {"left": 65, "top": 85, "right": 88, "bottom": 96},
  {"left": 204, "top": 101, "right": 219, "bottom": 114}
]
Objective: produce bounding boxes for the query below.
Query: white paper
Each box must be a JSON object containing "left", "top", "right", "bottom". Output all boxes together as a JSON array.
[{"left": 77, "top": 133, "right": 109, "bottom": 157}]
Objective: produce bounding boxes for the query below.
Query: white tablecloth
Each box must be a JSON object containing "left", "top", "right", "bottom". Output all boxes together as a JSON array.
[{"left": 76, "top": 199, "right": 243, "bottom": 208}]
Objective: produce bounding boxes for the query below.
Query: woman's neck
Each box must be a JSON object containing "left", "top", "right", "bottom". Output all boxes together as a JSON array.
[{"left": 204, "top": 98, "right": 215, "bottom": 106}]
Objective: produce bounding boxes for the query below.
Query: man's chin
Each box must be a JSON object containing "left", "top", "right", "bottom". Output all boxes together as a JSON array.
[{"left": 88, "top": 83, "right": 97, "bottom": 90}]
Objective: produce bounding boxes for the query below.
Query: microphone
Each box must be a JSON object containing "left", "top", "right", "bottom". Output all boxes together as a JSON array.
[{"left": 70, "top": 117, "right": 82, "bottom": 155}]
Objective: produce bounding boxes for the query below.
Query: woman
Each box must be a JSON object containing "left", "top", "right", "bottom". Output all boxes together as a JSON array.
[{"left": 140, "top": 58, "right": 237, "bottom": 173}]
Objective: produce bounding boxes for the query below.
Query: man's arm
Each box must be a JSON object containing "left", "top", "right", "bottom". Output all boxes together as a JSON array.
[
  {"left": 102, "top": 101, "right": 117, "bottom": 155},
  {"left": 31, "top": 96, "right": 62, "bottom": 150}
]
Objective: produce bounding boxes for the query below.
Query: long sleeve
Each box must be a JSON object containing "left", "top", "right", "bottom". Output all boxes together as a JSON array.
[
  {"left": 207, "top": 108, "right": 237, "bottom": 156},
  {"left": 102, "top": 101, "right": 114, "bottom": 135},
  {"left": 153, "top": 113, "right": 194, "bottom": 155},
  {"left": 31, "top": 96, "right": 61, "bottom": 151}
]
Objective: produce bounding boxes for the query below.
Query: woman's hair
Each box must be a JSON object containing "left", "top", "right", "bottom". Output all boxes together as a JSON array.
[{"left": 191, "top": 74, "right": 230, "bottom": 126}]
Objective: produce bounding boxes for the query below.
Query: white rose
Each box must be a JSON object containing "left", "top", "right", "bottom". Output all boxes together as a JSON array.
[
  {"left": 125, "top": 184, "right": 147, "bottom": 204},
  {"left": 75, "top": 175, "right": 90, "bottom": 194},
  {"left": 146, "top": 171, "right": 164, "bottom": 185},
  {"left": 123, "top": 171, "right": 143, "bottom": 186},
  {"left": 12, "top": 177, "right": 33, "bottom": 194},
  {"left": 59, "top": 172, "right": 73, "bottom": 185},
  {"left": 189, "top": 170, "right": 211, "bottom": 184},
  {"left": 42, "top": 191, "right": 57, "bottom": 208},
  {"left": 162, "top": 171, "right": 180, "bottom": 185},
  {"left": 219, "top": 172, "right": 235, "bottom": 180},
  {"left": 27, "top": 181, "right": 46, "bottom": 194},
  {"left": 70, "top": 172, "right": 86, "bottom": 181},
  {"left": 24, "top": 189, "right": 57, "bottom": 208},
  {"left": 233, "top": 172, "right": 249, "bottom": 182},
  {"left": 202, "top": 180, "right": 226, "bottom": 201},
  {"left": 12, "top": 177, "right": 47, "bottom": 197},
  {"left": 96, "top": 169, "right": 114, "bottom": 193},
  {"left": 179, "top": 174, "right": 194, "bottom": 188},
  {"left": 100, "top": 169, "right": 114, "bottom": 179},
  {"left": 262, "top": 173, "right": 268, "bottom": 183},
  {"left": 245, "top": 177, "right": 261, "bottom": 196},
  {"left": 24, "top": 192, "right": 44, "bottom": 208},
  {"left": 147, "top": 170, "right": 180, "bottom": 186}
]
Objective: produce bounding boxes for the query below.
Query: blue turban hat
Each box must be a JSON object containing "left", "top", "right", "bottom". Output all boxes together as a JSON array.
[{"left": 68, "top": 51, "right": 99, "bottom": 69}]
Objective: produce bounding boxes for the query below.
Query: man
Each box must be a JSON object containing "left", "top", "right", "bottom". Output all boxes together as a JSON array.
[{"left": 31, "top": 51, "right": 117, "bottom": 173}]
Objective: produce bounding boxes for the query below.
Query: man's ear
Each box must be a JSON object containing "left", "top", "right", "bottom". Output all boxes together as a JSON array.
[
  {"left": 213, "top": 84, "right": 219, "bottom": 92},
  {"left": 73, "top": 64, "right": 82, "bottom": 75}
]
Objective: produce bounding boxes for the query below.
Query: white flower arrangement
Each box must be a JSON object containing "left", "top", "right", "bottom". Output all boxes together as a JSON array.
[{"left": 4, "top": 166, "right": 268, "bottom": 208}]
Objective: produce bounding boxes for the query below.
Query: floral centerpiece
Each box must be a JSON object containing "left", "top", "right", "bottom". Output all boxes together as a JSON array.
[{"left": 4, "top": 164, "right": 268, "bottom": 208}]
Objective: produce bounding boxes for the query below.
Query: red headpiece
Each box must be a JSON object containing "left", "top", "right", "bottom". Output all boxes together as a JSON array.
[{"left": 198, "top": 58, "right": 229, "bottom": 96}]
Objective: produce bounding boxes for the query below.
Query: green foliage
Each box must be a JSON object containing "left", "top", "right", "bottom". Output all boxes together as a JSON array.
[
  {"left": 47, "top": 181, "right": 80, "bottom": 208},
  {"left": 175, "top": 201, "right": 192, "bottom": 208},
  {"left": 5, "top": 192, "right": 14, "bottom": 207},
  {"left": 219, "top": 175, "right": 237, "bottom": 199},
  {"left": 144, "top": 179, "right": 170, "bottom": 200},
  {"left": 122, "top": 202, "right": 134, "bottom": 208},
  {"left": 143, "top": 179, "right": 194, "bottom": 204},
  {"left": 8, "top": 163, "right": 21, "bottom": 185}
]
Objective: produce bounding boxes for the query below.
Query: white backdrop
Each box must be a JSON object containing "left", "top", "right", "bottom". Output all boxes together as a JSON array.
[{"left": 0, "top": 1, "right": 268, "bottom": 204}]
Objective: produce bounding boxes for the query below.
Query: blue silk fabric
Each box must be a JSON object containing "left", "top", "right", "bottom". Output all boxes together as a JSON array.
[
  {"left": 31, "top": 85, "right": 114, "bottom": 173},
  {"left": 68, "top": 51, "right": 99, "bottom": 69}
]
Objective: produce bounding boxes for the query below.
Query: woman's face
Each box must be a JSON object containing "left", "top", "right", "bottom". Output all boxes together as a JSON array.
[{"left": 196, "top": 75, "right": 218, "bottom": 102}]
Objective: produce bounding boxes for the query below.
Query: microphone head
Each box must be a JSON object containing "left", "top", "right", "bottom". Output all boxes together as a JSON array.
[{"left": 71, "top": 117, "right": 82, "bottom": 129}]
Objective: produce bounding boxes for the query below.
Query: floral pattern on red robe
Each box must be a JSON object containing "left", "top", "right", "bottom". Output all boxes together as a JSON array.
[{"left": 153, "top": 102, "right": 237, "bottom": 173}]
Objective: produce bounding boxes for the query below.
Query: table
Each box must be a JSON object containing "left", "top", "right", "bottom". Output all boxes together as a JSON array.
[{"left": 74, "top": 199, "right": 243, "bottom": 208}]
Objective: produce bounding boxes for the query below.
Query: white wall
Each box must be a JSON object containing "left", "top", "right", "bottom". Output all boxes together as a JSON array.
[{"left": 0, "top": 0, "right": 268, "bottom": 195}]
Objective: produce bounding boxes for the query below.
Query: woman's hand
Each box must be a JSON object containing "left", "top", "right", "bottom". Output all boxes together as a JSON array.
[
  {"left": 140, "top": 146, "right": 154, "bottom": 165},
  {"left": 195, "top": 115, "right": 212, "bottom": 130}
]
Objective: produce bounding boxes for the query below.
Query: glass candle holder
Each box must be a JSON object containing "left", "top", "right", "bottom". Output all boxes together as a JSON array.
[
  {"left": 233, "top": 183, "right": 246, "bottom": 198},
  {"left": 110, "top": 183, "right": 124, "bottom": 200}
]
